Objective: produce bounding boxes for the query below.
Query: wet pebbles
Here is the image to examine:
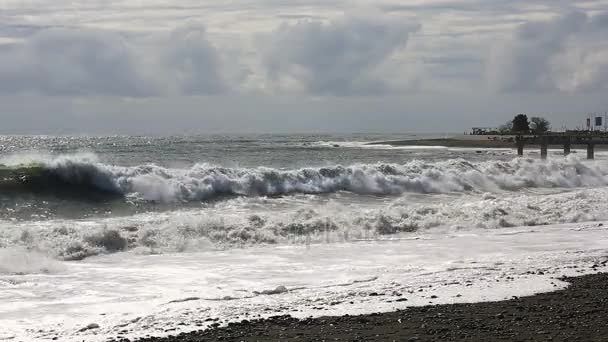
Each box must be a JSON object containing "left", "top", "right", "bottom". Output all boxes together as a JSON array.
[{"left": 118, "top": 272, "right": 608, "bottom": 342}]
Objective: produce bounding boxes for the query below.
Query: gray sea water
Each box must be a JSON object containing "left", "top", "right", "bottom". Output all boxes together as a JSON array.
[
  {"left": 0, "top": 133, "right": 607, "bottom": 259},
  {"left": 0, "top": 133, "right": 494, "bottom": 220},
  {"left": 3, "top": 134, "right": 608, "bottom": 341}
]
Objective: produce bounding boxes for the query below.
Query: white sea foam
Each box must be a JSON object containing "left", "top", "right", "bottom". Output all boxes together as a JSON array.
[
  {"left": 2, "top": 223, "right": 607, "bottom": 342},
  {"left": 306, "top": 140, "right": 450, "bottom": 150},
  {"left": 3, "top": 153, "right": 608, "bottom": 203},
  {"left": 3, "top": 152, "right": 608, "bottom": 261},
  {"left": 2, "top": 185, "right": 608, "bottom": 259},
  {"left": 0, "top": 248, "right": 65, "bottom": 275},
  {"left": 2, "top": 149, "right": 608, "bottom": 341}
]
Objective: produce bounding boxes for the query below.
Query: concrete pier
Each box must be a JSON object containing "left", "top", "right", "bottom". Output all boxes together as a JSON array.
[
  {"left": 587, "top": 144, "right": 595, "bottom": 160},
  {"left": 540, "top": 139, "right": 548, "bottom": 159},
  {"left": 517, "top": 141, "right": 524, "bottom": 156},
  {"left": 515, "top": 134, "right": 606, "bottom": 160}
]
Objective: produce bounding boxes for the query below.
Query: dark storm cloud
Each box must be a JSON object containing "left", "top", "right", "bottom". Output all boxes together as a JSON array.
[{"left": 261, "top": 16, "right": 420, "bottom": 95}]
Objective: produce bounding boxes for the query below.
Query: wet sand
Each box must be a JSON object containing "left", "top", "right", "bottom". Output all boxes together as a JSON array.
[{"left": 124, "top": 263, "right": 608, "bottom": 342}]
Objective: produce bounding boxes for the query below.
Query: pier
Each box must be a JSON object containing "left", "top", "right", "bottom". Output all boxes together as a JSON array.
[{"left": 516, "top": 134, "right": 608, "bottom": 159}]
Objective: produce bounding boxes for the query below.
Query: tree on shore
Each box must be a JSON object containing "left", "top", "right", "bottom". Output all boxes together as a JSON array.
[
  {"left": 499, "top": 120, "right": 513, "bottom": 134},
  {"left": 530, "top": 117, "right": 551, "bottom": 134},
  {"left": 512, "top": 114, "right": 530, "bottom": 133}
]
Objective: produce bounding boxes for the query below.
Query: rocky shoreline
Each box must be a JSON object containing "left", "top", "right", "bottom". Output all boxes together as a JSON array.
[{"left": 119, "top": 268, "right": 608, "bottom": 342}]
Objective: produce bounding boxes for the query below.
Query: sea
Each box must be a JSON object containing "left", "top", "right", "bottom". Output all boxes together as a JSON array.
[{"left": 1, "top": 134, "right": 608, "bottom": 341}]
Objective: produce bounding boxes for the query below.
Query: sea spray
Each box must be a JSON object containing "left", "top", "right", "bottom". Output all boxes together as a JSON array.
[
  {"left": 1, "top": 153, "right": 608, "bottom": 202},
  {"left": 1, "top": 186, "right": 607, "bottom": 259},
  {"left": 0, "top": 247, "right": 65, "bottom": 275}
]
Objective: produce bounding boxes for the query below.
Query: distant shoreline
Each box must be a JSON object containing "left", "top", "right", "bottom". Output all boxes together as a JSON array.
[
  {"left": 369, "top": 136, "right": 606, "bottom": 150},
  {"left": 369, "top": 137, "right": 516, "bottom": 148}
]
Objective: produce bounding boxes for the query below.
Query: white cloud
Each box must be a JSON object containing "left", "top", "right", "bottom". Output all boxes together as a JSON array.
[
  {"left": 0, "top": 0, "right": 608, "bottom": 133},
  {"left": 260, "top": 15, "right": 420, "bottom": 95},
  {"left": 2, "top": 0, "right": 606, "bottom": 98},
  {"left": 0, "top": 24, "right": 225, "bottom": 97},
  {"left": 160, "top": 25, "right": 225, "bottom": 95},
  {"left": 0, "top": 28, "right": 155, "bottom": 96},
  {"left": 487, "top": 11, "right": 608, "bottom": 93}
]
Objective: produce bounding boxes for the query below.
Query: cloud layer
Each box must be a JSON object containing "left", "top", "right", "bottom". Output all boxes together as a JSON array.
[
  {"left": 489, "top": 11, "right": 608, "bottom": 93},
  {"left": 261, "top": 17, "right": 420, "bottom": 95},
  {"left": 0, "top": 25, "right": 224, "bottom": 97},
  {"left": 1, "top": 1, "right": 607, "bottom": 98}
]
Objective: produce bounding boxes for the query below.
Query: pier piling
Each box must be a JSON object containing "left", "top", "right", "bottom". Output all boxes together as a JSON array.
[
  {"left": 540, "top": 139, "right": 548, "bottom": 159},
  {"left": 515, "top": 134, "right": 606, "bottom": 160},
  {"left": 517, "top": 139, "right": 524, "bottom": 157},
  {"left": 587, "top": 144, "right": 595, "bottom": 160}
]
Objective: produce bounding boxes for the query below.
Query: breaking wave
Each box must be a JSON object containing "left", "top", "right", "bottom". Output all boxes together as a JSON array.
[
  {"left": 1, "top": 153, "right": 608, "bottom": 202},
  {"left": 0, "top": 248, "right": 65, "bottom": 275},
  {"left": 2, "top": 186, "right": 608, "bottom": 260}
]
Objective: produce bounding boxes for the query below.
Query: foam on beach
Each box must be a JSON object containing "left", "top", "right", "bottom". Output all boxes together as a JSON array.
[{"left": 1, "top": 222, "right": 606, "bottom": 341}]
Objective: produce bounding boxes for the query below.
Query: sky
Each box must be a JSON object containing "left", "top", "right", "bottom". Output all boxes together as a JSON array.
[{"left": 1, "top": 0, "right": 608, "bottom": 134}]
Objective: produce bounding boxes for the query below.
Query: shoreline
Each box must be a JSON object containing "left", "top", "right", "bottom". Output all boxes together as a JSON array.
[
  {"left": 127, "top": 264, "right": 608, "bottom": 342},
  {"left": 370, "top": 137, "right": 517, "bottom": 148},
  {"left": 369, "top": 136, "right": 608, "bottom": 150}
]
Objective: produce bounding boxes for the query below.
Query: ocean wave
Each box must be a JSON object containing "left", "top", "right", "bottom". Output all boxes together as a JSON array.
[
  {"left": 0, "top": 247, "right": 65, "bottom": 275},
  {"left": 1, "top": 153, "right": 607, "bottom": 203},
  {"left": 0, "top": 153, "right": 123, "bottom": 200},
  {"left": 2, "top": 186, "right": 608, "bottom": 260}
]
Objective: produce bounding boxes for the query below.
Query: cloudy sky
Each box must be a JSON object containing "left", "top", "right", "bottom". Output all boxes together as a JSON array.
[{"left": 1, "top": 0, "right": 608, "bottom": 134}]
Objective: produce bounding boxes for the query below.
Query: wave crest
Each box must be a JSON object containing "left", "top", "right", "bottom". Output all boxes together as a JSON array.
[{"left": 1, "top": 153, "right": 607, "bottom": 202}]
